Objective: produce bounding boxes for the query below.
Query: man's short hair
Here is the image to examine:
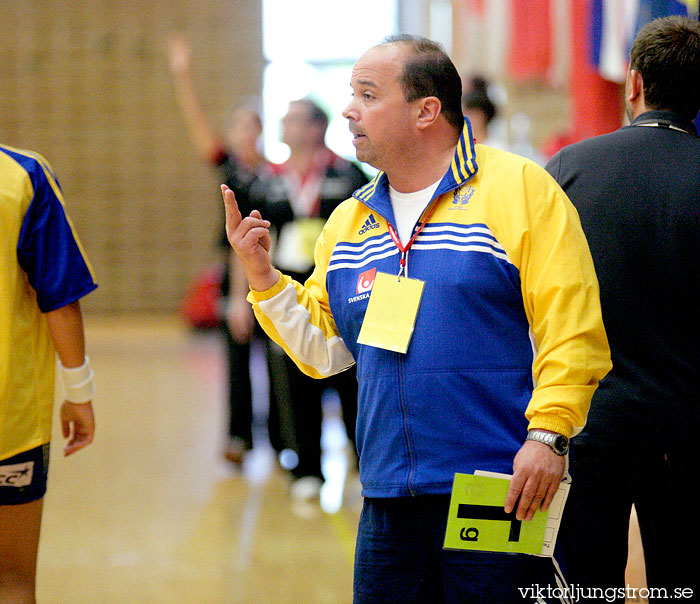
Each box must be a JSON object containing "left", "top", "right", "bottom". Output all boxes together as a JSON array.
[
  {"left": 630, "top": 15, "right": 700, "bottom": 121},
  {"left": 382, "top": 34, "right": 464, "bottom": 134},
  {"left": 291, "top": 98, "right": 329, "bottom": 131}
]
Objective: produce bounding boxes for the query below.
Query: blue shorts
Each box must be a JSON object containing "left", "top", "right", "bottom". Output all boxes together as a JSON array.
[
  {"left": 0, "top": 444, "right": 50, "bottom": 505},
  {"left": 354, "top": 495, "right": 568, "bottom": 604}
]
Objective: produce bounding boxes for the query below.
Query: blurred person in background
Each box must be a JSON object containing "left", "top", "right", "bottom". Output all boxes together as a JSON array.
[
  {"left": 169, "top": 35, "right": 367, "bottom": 500},
  {"left": 546, "top": 16, "right": 700, "bottom": 601},
  {"left": 1, "top": 144, "right": 97, "bottom": 603},
  {"left": 461, "top": 75, "right": 499, "bottom": 145},
  {"left": 244, "top": 97, "right": 367, "bottom": 501},
  {"left": 168, "top": 33, "right": 284, "bottom": 467},
  {"left": 462, "top": 75, "right": 546, "bottom": 163}
]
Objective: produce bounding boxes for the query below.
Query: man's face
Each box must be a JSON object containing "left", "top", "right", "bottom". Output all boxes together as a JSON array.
[
  {"left": 281, "top": 102, "right": 316, "bottom": 149},
  {"left": 226, "top": 109, "right": 262, "bottom": 152},
  {"left": 343, "top": 43, "right": 416, "bottom": 171}
]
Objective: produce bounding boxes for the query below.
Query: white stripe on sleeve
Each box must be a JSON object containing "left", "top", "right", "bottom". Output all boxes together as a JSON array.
[{"left": 258, "top": 283, "right": 355, "bottom": 377}]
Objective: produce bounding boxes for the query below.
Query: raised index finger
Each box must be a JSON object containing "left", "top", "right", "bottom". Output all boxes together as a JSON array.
[{"left": 221, "top": 184, "right": 242, "bottom": 235}]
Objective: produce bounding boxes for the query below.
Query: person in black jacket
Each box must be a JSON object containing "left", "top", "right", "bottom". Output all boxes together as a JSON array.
[
  {"left": 167, "top": 34, "right": 281, "bottom": 467},
  {"left": 245, "top": 99, "right": 367, "bottom": 500},
  {"left": 168, "top": 36, "right": 367, "bottom": 497},
  {"left": 545, "top": 16, "right": 700, "bottom": 602}
]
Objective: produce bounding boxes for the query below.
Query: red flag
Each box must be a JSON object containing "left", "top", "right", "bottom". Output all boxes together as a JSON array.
[
  {"left": 508, "top": 0, "right": 552, "bottom": 80},
  {"left": 570, "top": 0, "right": 624, "bottom": 141},
  {"left": 464, "top": 0, "right": 486, "bottom": 15}
]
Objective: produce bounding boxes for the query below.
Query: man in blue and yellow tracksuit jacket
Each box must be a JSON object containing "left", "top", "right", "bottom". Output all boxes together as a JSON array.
[
  {"left": 247, "top": 120, "right": 610, "bottom": 499},
  {"left": 225, "top": 35, "right": 611, "bottom": 603}
]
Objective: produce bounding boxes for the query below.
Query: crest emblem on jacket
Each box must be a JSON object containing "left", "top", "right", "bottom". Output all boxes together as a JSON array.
[{"left": 450, "top": 185, "right": 475, "bottom": 209}]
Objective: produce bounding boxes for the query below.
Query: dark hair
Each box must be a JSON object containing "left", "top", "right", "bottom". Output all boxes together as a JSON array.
[
  {"left": 630, "top": 15, "right": 700, "bottom": 120},
  {"left": 291, "top": 98, "right": 329, "bottom": 131},
  {"left": 382, "top": 34, "right": 464, "bottom": 134},
  {"left": 462, "top": 76, "right": 497, "bottom": 123}
]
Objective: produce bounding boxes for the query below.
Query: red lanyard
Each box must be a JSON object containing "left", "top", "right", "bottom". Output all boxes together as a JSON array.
[{"left": 387, "top": 197, "right": 441, "bottom": 275}]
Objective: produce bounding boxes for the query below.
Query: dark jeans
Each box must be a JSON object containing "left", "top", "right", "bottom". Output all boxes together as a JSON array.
[
  {"left": 354, "top": 495, "right": 566, "bottom": 604},
  {"left": 559, "top": 443, "right": 699, "bottom": 603}
]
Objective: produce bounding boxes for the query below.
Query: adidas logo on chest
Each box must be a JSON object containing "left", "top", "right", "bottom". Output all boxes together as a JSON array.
[{"left": 358, "top": 214, "right": 381, "bottom": 235}]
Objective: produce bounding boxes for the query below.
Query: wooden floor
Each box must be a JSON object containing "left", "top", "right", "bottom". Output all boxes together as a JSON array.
[
  {"left": 35, "top": 315, "right": 646, "bottom": 603},
  {"left": 37, "top": 316, "right": 360, "bottom": 604}
]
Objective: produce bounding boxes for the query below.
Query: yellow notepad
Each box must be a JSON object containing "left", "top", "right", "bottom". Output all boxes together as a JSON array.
[{"left": 443, "top": 472, "right": 569, "bottom": 557}]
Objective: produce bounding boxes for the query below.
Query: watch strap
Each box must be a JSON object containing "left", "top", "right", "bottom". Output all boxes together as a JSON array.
[{"left": 526, "top": 430, "right": 569, "bottom": 456}]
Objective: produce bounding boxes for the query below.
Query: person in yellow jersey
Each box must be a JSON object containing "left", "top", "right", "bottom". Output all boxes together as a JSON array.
[
  {"left": 223, "top": 35, "right": 610, "bottom": 603},
  {"left": 1, "top": 144, "right": 97, "bottom": 603}
]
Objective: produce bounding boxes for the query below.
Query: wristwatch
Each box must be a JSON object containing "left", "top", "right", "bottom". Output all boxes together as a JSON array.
[{"left": 526, "top": 430, "right": 569, "bottom": 456}]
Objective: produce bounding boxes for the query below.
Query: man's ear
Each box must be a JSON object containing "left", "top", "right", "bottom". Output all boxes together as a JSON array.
[
  {"left": 626, "top": 68, "right": 644, "bottom": 104},
  {"left": 416, "top": 97, "right": 442, "bottom": 129}
]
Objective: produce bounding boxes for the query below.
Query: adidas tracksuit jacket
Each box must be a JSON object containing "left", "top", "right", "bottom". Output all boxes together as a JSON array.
[{"left": 249, "top": 120, "right": 611, "bottom": 498}]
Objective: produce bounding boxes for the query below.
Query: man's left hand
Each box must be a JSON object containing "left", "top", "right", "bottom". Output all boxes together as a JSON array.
[{"left": 504, "top": 441, "right": 565, "bottom": 521}]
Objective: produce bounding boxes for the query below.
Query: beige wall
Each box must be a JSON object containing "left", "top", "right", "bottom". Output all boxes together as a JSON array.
[
  {"left": 1, "top": 1, "right": 571, "bottom": 314},
  {"left": 0, "top": 1, "right": 264, "bottom": 313}
]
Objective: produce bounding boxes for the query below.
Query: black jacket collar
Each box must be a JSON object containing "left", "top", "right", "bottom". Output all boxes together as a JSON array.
[{"left": 631, "top": 110, "right": 698, "bottom": 135}]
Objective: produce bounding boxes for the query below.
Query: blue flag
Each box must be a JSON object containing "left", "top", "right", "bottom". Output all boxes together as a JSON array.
[{"left": 591, "top": 0, "right": 699, "bottom": 83}]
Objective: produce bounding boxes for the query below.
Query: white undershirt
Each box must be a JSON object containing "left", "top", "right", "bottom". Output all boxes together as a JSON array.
[{"left": 389, "top": 179, "right": 441, "bottom": 245}]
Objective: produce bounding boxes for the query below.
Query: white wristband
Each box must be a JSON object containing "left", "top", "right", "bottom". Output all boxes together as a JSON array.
[{"left": 59, "top": 356, "right": 95, "bottom": 404}]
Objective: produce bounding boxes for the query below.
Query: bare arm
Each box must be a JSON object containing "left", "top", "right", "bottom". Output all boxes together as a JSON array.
[
  {"left": 167, "top": 33, "right": 222, "bottom": 161},
  {"left": 45, "top": 301, "right": 96, "bottom": 456},
  {"left": 45, "top": 301, "right": 86, "bottom": 367},
  {"left": 226, "top": 250, "right": 257, "bottom": 343}
]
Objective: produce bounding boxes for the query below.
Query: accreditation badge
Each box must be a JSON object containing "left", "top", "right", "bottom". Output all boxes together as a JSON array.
[
  {"left": 356, "top": 271, "right": 424, "bottom": 354},
  {"left": 275, "top": 218, "right": 325, "bottom": 273}
]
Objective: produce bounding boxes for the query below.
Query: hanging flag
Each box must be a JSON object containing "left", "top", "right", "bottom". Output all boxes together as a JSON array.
[
  {"left": 507, "top": 0, "right": 553, "bottom": 81},
  {"left": 590, "top": 0, "right": 639, "bottom": 82},
  {"left": 679, "top": 0, "right": 700, "bottom": 17},
  {"left": 571, "top": 0, "right": 625, "bottom": 140},
  {"left": 590, "top": 0, "right": 698, "bottom": 83},
  {"left": 454, "top": 0, "right": 510, "bottom": 81},
  {"left": 464, "top": 0, "right": 487, "bottom": 14},
  {"left": 635, "top": 0, "right": 697, "bottom": 29}
]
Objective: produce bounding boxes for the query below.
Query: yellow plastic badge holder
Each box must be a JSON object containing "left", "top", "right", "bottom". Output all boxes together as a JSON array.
[{"left": 357, "top": 271, "right": 424, "bottom": 354}]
